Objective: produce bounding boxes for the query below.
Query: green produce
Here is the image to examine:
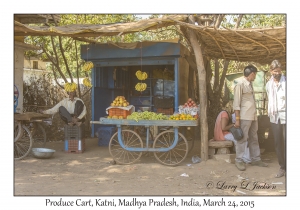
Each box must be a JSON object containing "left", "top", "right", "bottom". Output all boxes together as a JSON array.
[{"left": 127, "top": 111, "right": 168, "bottom": 122}]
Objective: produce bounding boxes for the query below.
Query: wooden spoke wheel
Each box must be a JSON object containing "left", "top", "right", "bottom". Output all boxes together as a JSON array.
[
  {"left": 109, "top": 130, "right": 143, "bottom": 165},
  {"left": 14, "top": 125, "right": 33, "bottom": 160},
  {"left": 153, "top": 130, "right": 188, "bottom": 166}
]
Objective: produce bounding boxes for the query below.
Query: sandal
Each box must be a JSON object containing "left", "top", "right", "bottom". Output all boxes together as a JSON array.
[{"left": 275, "top": 169, "right": 285, "bottom": 178}]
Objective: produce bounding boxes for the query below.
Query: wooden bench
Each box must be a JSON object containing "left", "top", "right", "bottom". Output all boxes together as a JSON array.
[
  {"left": 208, "top": 139, "right": 234, "bottom": 155},
  {"left": 208, "top": 139, "right": 235, "bottom": 163}
]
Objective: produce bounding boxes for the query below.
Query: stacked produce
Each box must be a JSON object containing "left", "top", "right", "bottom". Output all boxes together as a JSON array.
[
  {"left": 83, "top": 61, "right": 94, "bottom": 71},
  {"left": 169, "top": 113, "right": 197, "bottom": 120},
  {"left": 110, "top": 96, "right": 129, "bottom": 107},
  {"left": 135, "top": 70, "right": 148, "bottom": 80},
  {"left": 108, "top": 115, "right": 124, "bottom": 119},
  {"left": 64, "top": 82, "right": 77, "bottom": 92},
  {"left": 178, "top": 98, "right": 199, "bottom": 119},
  {"left": 135, "top": 70, "right": 148, "bottom": 92},
  {"left": 83, "top": 77, "right": 92, "bottom": 88},
  {"left": 127, "top": 111, "right": 168, "bottom": 122}
]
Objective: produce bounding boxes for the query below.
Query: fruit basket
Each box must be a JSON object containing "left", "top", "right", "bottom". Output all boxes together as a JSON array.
[{"left": 108, "top": 108, "right": 131, "bottom": 119}]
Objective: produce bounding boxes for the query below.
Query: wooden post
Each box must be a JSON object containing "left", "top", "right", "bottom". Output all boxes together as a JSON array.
[{"left": 187, "top": 15, "right": 208, "bottom": 161}]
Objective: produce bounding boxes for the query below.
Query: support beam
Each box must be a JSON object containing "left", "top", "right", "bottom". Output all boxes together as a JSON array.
[{"left": 187, "top": 15, "right": 209, "bottom": 161}]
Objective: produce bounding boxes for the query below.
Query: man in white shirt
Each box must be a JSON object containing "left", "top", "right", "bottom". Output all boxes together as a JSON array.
[
  {"left": 40, "top": 84, "right": 87, "bottom": 126},
  {"left": 266, "top": 60, "right": 286, "bottom": 178}
]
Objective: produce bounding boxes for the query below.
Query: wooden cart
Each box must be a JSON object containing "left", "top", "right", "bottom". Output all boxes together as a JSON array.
[
  {"left": 91, "top": 118, "right": 198, "bottom": 166},
  {"left": 14, "top": 112, "right": 52, "bottom": 160}
]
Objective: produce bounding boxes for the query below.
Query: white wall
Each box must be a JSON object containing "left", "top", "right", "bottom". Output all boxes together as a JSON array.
[{"left": 24, "top": 57, "right": 47, "bottom": 70}]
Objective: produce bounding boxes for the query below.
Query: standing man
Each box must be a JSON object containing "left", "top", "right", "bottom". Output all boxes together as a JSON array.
[
  {"left": 266, "top": 60, "right": 286, "bottom": 178},
  {"left": 233, "top": 65, "right": 268, "bottom": 171},
  {"left": 40, "top": 83, "right": 87, "bottom": 126}
]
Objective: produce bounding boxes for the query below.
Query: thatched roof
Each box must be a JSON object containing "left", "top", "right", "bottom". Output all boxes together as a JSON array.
[{"left": 14, "top": 14, "right": 286, "bottom": 67}]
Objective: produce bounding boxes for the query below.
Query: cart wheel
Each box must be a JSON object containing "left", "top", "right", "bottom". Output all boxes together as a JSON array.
[
  {"left": 109, "top": 130, "right": 143, "bottom": 165},
  {"left": 30, "top": 123, "right": 47, "bottom": 148},
  {"left": 14, "top": 125, "right": 33, "bottom": 160},
  {"left": 153, "top": 130, "right": 188, "bottom": 166}
]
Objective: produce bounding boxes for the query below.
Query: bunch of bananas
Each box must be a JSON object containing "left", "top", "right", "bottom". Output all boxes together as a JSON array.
[
  {"left": 135, "top": 70, "right": 148, "bottom": 80},
  {"left": 83, "top": 77, "right": 92, "bottom": 88},
  {"left": 64, "top": 82, "right": 77, "bottom": 92},
  {"left": 135, "top": 82, "right": 147, "bottom": 92},
  {"left": 83, "top": 61, "right": 94, "bottom": 72}
]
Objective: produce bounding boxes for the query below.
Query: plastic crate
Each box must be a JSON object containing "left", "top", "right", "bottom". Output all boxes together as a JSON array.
[
  {"left": 65, "top": 139, "right": 85, "bottom": 153},
  {"left": 64, "top": 124, "right": 85, "bottom": 139},
  {"left": 154, "top": 96, "right": 174, "bottom": 108},
  {"left": 97, "top": 126, "right": 116, "bottom": 146},
  {"left": 108, "top": 108, "right": 130, "bottom": 118},
  {"left": 157, "top": 108, "right": 174, "bottom": 115}
]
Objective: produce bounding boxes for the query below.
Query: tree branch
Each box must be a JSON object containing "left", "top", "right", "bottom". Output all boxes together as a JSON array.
[
  {"left": 218, "top": 60, "right": 229, "bottom": 96},
  {"left": 42, "top": 43, "right": 67, "bottom": 83},
  {"left": 235, "top": 14, "right": 243, "bottom": 29},
  {"left": 213, "top": 58, "right": 219, "bottom": 91},
  {"left": 215, "top": 14, "right": 225, "bottom": 28},
  {"left": 75, "top": 40, "right": 82, "bottom": 98}
]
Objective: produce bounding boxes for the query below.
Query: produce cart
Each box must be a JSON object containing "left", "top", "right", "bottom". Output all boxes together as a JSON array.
[
  {"left": 14, "top": 112, "right": 52, "bottom": 160},
  {"left": 91, "top": 117, "right": 198, "bottom": 166}
]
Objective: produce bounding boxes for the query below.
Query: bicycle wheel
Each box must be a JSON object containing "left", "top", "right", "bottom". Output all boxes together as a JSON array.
[
  {"left": 153, "top": 130, "right": 188, "bottom": 166},
  {"left": 109, "top": 130, "right": 143, "bottom": 165},
  {"left": 31, "top": 123, "right": 47, "bottom": 148},
  {"left": 14, "top": 125, "right": 33, "bottom": 160}
]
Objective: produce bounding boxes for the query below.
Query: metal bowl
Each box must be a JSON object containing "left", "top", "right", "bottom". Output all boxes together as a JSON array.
[
  {"left": 140, "top": 107, "right": 150, "bottom": 112},
  {"left": 32, "top": 148, "right": 56, "bottom": 159}
]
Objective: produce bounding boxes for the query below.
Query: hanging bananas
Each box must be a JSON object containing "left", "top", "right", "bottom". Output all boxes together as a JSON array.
[
  {"left": 135, "top": 83, "right": 147, "bottom": 92},
  {"left": 83, "top": 77, "right": 92, "bottom": 88},
  {"left": 64, "top": 82, "right": 77, "bottom": 92},
  {"left": 83, "top": 61, "right": 94, "bottom": 72},
  {"left": 135, "top": 70, "right": 148, "bottom": 80}
]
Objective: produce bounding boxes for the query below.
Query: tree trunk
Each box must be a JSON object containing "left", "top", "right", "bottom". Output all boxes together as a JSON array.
[{"left": 187, "top": 15, "right": 209, "bottom": 161}]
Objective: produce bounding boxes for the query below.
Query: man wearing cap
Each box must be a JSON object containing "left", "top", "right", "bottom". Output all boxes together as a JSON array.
[
  {"left": 40, "top": 83, "right": 86, "bottom": 126},
  {"left": 233, "top": 65, "right": 268, "bottom": 171}
]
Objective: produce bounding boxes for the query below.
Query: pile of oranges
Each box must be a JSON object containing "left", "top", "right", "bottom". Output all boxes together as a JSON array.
[{"left": 169, "top": 113, "right": 196, "bottom": 120}]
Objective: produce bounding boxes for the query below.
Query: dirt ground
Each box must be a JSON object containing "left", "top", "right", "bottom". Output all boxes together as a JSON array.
[{"left": 14, "top": 138, "right": 286, "bottom": 196}]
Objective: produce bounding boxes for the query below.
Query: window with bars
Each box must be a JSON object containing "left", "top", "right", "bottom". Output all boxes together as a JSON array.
[{"left": 33, "top": 61, "right": 38, "bottom": 69}]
